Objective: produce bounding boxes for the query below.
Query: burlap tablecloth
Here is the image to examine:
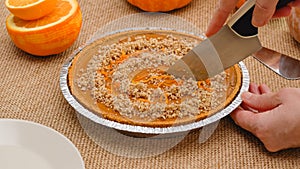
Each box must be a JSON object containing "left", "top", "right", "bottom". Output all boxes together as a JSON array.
[{"left": 1, "top": 0, "right": 299, "bottom": 168}]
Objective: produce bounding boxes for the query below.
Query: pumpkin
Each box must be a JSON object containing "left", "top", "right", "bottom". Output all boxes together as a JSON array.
[
  {"left": 287, "top": 7, "right": 300, "bottom": 43},
  {"left": 127, "top": 0, "right": 192, "bottom": 12}
]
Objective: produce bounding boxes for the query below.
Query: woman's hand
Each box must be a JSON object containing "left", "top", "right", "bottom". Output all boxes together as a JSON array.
[
  {"left": 231, "top": 83, "right": 300, "bottom": 152},
  {"left": 206, "top": 0, "right": 300, "bottom": 37}
]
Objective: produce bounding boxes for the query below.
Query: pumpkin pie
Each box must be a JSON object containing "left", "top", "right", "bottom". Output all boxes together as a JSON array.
[{"left": 68, "top": 29, "right": 242, "bottom": 127}]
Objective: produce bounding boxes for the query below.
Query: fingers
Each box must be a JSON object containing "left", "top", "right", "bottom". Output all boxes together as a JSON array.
[
  {"left": 289, "top": 0, "right": 300, "bottom": 7},
  {"left": 241, "top": 83, "right": 260, "bottom": 111},
  {"left": 249, "top": 83, "right": 260, "bottom": 94},
  {"left": 205, "top": 14, "right": 226, "bottom": 37},
  {"left": 273, "top": 6, "right": 292, "bottom": 18},
  {"left": 252, "top": 0, "right": 278, "bottom": 27},
  {"left": 258, "top": 84, "right": 271, "bottom": 94},
  {"left": 241, "top": 91, "right": 281, "bottom": 111},
  {"left": 249, "top": 83, "right": 271, "bottom": 94},
  {"left": 241, "top": 83, "right": 271, "bottom": 111},
  {"left": 230, "top": 107, "right": 259, "bottom": 132},
  {"left": 206, "top": 0, "right": 238, "bottom": 36},
  {"left": 207, "top": 0, "right": 299, "bottom": 36}
]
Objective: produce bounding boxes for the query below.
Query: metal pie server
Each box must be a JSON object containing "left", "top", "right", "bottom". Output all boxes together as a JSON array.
[
  {"left": 252, "top": 47, "right": 300, "bottom": 80},
  {"left": 166, "top": 0, "right": 294, "bottom": 81}
]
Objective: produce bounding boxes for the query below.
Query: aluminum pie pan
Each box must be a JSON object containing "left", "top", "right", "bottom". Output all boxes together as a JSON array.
[{"left": 60, "top": 28, "right": 250, "bottom": 135}]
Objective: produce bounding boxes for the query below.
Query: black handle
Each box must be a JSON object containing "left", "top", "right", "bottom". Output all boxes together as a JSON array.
[{"left": 231, "top": 0, "right": 294, "bottom": 37}]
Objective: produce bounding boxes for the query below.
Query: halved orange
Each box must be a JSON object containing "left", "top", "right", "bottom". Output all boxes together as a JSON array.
[
  {"left": 5, "top": 0, "right": 58, "bottom": 20},
  {"left": 6, "top": 0, "right": 82, "bottom": 56}
]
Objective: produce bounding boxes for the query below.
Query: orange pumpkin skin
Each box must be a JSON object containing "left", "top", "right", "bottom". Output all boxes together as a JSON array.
[{"left": 127, "top": 0, "right": 192, "bottom": 12}]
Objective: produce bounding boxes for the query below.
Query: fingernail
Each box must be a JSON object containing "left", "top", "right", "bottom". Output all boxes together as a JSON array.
[
  {"left": 252, "top": 18, "right": 264, "bottom": 27},
  {"left": 242, "top": 92, "right": 252, "bottom": 100}
]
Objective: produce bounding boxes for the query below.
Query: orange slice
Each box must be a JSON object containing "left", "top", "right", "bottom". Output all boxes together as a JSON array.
[
  {"left": 6, "top": 0, "right": 82, "bottom": 56},
  {"left": 5, "top": 0, "right": 58, "bottom": 20}
]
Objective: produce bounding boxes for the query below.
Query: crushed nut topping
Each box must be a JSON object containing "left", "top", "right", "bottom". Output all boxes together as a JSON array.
[{"left": 75, "top": 33, "right": 228, "bottom": 121}]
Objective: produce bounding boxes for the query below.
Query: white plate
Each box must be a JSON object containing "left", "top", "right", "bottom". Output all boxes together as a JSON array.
[{"left": 0, "top": 119, "right": 85, "bottom": 169}]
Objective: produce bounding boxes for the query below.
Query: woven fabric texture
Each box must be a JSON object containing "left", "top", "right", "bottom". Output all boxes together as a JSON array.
[{"left": 0, "top": 0, "right": 299, "bottom": 168}]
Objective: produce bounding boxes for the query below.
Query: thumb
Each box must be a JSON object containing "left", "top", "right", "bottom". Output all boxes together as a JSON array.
[
  {"left": 252, "top": 0, "right": 278, "bottom": 27},
  {"left": 241, "top": 91, "right": 281, "bottom": 111}
]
